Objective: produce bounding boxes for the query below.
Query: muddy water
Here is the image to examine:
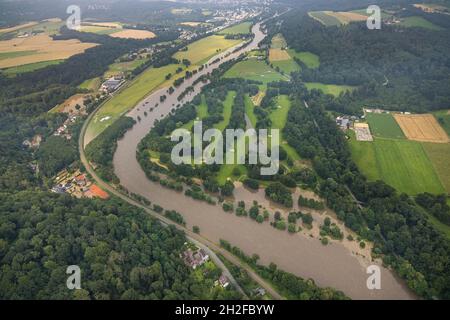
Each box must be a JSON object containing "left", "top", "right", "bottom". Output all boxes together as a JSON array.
[{"left": 112, "top": 23, "right": 415, "bottom": 300}]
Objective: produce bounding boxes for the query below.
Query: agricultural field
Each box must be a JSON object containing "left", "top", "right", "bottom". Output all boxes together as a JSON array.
[
  {"left": 85, "top": 63, "right": 181, "bottom": 142},
  {"left": 219, "top": 22, "right": 252, "bottom": 35},
  {"left": 366, "top": 113, "right": 405, "bottom": 139},
  {"left": 433, "top": 110, "right": 450, "bottom": 136},
  {"left": 349, "top": 135, "right": 445, "bottom": 195},
  {"left": 0, "top": 22, "right": 38, "bottom": 34},
  {"left": 271, "top": 34, "right": 287, "bottom": 49},
  {"left": 0, "top": 34, "right": 97, "bottom": 69},
  {"left": 287, "top": 50, "right": 320, "bottom": 68},
  {"left": 224, "top": 58, "right": 288, "bottom": 84},
  {"left": 305, "top": 82, "right": 355, "bottom": 97},
  {"left": 308, "top": 11, "right": 342, "bottom": 26},
  {"left": 394, "top": 114, "right": 449, "bottom": 143},
  {"left": 324, "top": 11, "right": 367, "bottom": 24},
  {"left": 399, "top": 16, "right": 442, "bottom": 30},
  {"left": 422, "top": 142, "right": 450, "bottom": 193},
  {"left": 1, "top": 59, "right": 64, "bottom": 76},
  {"left": 174, "top": 35, "right": 242, "bottom": 65},
  {"left": 269, "top": 33, "right": 300, "bottom": 74},
  {"left": 110, "top": 29, "right": 156, "bottom": 39}
]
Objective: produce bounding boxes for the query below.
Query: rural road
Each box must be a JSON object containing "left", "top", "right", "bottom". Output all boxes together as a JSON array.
[{"left": 78, "top": 21, "right": 284, "bottom": 300}]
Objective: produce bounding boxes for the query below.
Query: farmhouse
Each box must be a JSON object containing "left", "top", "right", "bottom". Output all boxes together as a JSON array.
[
  {"left": 101, "top": 77, "right": 124, "bottom": 93},
  {"left": 181, "top": 247, "right": 209, "bottom": 269}
]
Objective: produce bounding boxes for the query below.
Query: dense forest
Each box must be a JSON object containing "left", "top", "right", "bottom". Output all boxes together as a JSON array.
[
  {"left": 280, "top": 11, "right": 450, "bottom": 114},
  {"left": 0, "top": 192, "right": 241, "bottom": 299},
  {"left": 279, "top": 73, "right": 450, "bottom": 298}
]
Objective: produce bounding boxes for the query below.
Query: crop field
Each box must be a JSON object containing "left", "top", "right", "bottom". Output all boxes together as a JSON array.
[
  {"left": 219, "top": 22, "right": 252, "bottom": 35},
  {"left": 0, "top": 34, "right": 97, "bottom": 69},
  {"left": 85, "top": 64, "right": 181, "bottom": 143},
  {"left": 366, "top": 113, "right": 405, "bottom": 139},
  {"left": 224, "top": 59, "right": 288, "bottom": 83},
  {"left": 287, "top": 50, "right": 320, "bottom": 68},
  {"left": 269, "top": 49, "right": 290, "bottom": 61},
  {"left": 110, "top": 29, "right": 156, "bottom": 39},
  {"left": 174, "top": 35, "right": 242, "bottom": 65},
  {"left": 394, "top": 114, "right": 449, "bottom": 143},
  {"left": 308, "top": 11, "right": 342, "bottom": 26},
  {"left": 326, "top": 11, "right": 367, "bottom": 24},
  {"left": 0, "top": 22, "right": 38, "bottom": 34},
  {"left": 305, "top": 82, "right": 355, "bottom": 96},
  {"left": 399, "top": 16, "right": 442, "bottom": 30},
  {"left": 1, "top": 59, "right": 64, "bottom": 76},
  {"left": 433, "top": 110, "right": 450, "bottom": 136},
  {"left": 422, "top": 142, "right": 450, "bottom": 193},
  {"left": 271, "top": 34, "right": 287, "bottom": 49},
  {"left": 349, "top": 135, "right": 445, "bottom": 195}
]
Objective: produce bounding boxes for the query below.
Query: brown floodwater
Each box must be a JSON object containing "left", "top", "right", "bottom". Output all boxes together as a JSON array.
[{"left": 112, "top": 23, "right": 416, "bottom": 300}]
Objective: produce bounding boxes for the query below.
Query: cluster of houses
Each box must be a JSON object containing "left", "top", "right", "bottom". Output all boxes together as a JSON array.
[
  {"left": 51, "top": 169, "right": 109, "bottom": 199},
  {"left": 54, "top": 114, "right": 79, "bottom": 140},
  {"left": 181, "top": 245, "right": 230, "bottom": 289}
]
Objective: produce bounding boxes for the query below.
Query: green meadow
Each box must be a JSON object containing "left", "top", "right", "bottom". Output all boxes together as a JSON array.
[
  {"left": 308, "top": 11, "right": 342, "bottom": 26},
  {"left": 366, "top": 113, "right": 405, "bottom": 139},
  {"left": 349, "top": 135, "right": 445, "bottom": 195},
  {"left": 422, "top": 142, "right": 450, "bottom": 193},
  {"left": 2, "top": 59, "right": 64, "bottom": 76},
  {"left": 219, "top": 22, "right": 252, "bottom": 35},
  {"left": 224, "top": 59, "right": 288, "bottom": 83},
  {"left": 305, "top": 82, "right": 355, "bottom": 97},
  {"left": 86, "top": 64, "right": 181, "bottom": 142},
  {"left": 174, "top": 35, "right": 242, "bottom": 65},
  {"left": 400, "top": 16, "right": 442, "bottom": 30},
  {"left": 288, "top": 50, "right": 320, "bottom": 68},
  {"left": 433, "top": 110, "right": 450, "bottom": 136}
]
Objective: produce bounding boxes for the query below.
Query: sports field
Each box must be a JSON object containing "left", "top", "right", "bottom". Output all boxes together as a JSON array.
[
  {"left": 244, "top": 95, "right": 257, "bottom": 128},
  {"left": 269, "top": 95, "right": 301, "bottom": 161},
  {"left": 366, "top": 113, "right": 405, "bottom": 139},
  {"left": 182, "top": 95, "right": 209, "bottom": 130},
  {"left": 174, "top": 35, "right": 242, "bottom": 65},
  {"left": 288, "top": 50, "right": 320, "bottom": 68},
  {"left": 305, "top": 82, "right": 355, "bottom": 97},
  {"left": 224, "top": 59, "right": 288, "bottom": 83},
  {"left": 85, "top": 64, "right": 181, "bottom": 143},
  {"left": 394, "top": 114, "right": 449, "bottom": 143},
  {"left": 349, "top": 135, "right": 445, "bottom": 195},
  {"left": 219, "top": 22, "right": 252, "bottom": 35}
]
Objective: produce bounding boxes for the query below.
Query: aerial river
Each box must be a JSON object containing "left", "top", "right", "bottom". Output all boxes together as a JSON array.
[{"left": 110, "top": 22, "right": 415, "bottom": 299}]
